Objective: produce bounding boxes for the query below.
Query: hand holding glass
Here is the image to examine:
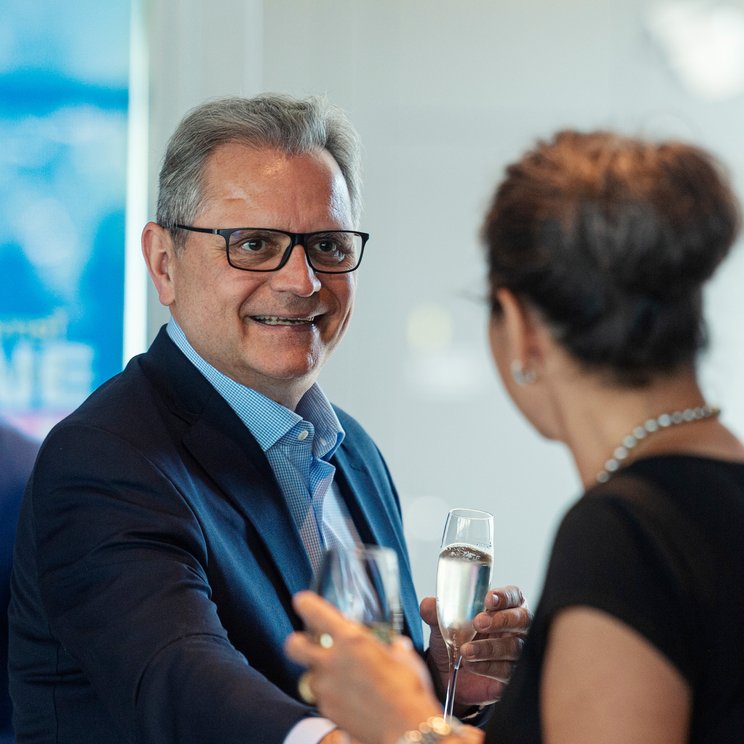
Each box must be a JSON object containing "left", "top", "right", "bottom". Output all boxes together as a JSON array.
[{"left": 436, "top": 508, "right": 494, "bottom": 721}]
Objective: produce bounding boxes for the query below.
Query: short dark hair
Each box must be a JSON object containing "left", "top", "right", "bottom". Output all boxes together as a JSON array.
[
  {"left": 482, "top": 130, "right": 741, "bottom": 386},
  {"left": 156, "top": 93, "right": 363, "bottom": 247}
]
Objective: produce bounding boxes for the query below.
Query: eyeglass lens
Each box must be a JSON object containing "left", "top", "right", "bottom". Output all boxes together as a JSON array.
[{"left": 227, "top": 229, "right": 363, "bottom": 272}]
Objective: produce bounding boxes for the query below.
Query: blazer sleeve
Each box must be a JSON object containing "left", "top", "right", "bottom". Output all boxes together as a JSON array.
[{"left": 29, "top": 421, "right": 312, "bottom": 743}]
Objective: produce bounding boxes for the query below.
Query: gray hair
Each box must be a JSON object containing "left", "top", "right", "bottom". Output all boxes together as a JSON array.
[{"left": 156, "top": 93, "right": 363, "bottom": 242}]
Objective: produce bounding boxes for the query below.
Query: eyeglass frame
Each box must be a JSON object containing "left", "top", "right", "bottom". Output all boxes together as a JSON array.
[{"left": 170, "top": 223, "right": 370, "bottom": 274}]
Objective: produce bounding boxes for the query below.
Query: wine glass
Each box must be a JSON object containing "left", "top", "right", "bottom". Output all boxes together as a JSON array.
[
  {"left": 436, "top": 508, "right": 494, "bottom": 721},
  {"left": 314, "top": 544, "right": 402, "bottom": 643}
]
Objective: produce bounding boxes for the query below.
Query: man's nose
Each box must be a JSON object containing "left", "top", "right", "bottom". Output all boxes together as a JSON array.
[{"left": 270, "top": 243, "right": 321, "bottom": 295}]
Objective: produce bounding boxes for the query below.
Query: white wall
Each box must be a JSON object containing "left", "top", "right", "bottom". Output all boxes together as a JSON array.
[{"left": 144, "top": 0, "right": 744, "bottom": 603}]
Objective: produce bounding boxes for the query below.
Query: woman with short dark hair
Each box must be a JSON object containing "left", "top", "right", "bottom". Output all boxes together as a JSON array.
[{"left": 286, "top": 130, "right": 744, "bottom": 744}]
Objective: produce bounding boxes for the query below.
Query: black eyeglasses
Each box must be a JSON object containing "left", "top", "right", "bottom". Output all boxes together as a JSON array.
[{"left": 172, "top": 224, "right": 369, "bottom": 274}]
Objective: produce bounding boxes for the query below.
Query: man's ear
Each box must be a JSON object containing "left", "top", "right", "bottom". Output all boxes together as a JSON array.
[{"left": 141, "top": 222, "right": 177, "bottom": 307}]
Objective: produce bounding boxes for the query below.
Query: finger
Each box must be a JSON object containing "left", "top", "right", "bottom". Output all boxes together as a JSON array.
[
  {"left": 460, "top": 658, "right": 517, "bottom": 685},
  {"left": 285, "top": 630, "right": 325, "bottom": 667},
  {"left": 419, "top": 596, "right": 437, "bottom": 626},
  {"left": 460, "top": 635, "right": 524, "bottom": 664},
  {"left": 457, "top": 675, "right": 508, "bottom": 704},
  {"left": 292, "top": 591, "right": 362, "bottom": 638},
  {"left": 473, "top": 605, "right": 532, "bottom": 634},
  {"left": 485, "top": 585, "right": 526, "bottom": 611},
  {"left": 389, "top": 635, "right": 415, "bottom": 662},
  {"left": 392, "top": 635, "right": 414, "bottom": 651}
]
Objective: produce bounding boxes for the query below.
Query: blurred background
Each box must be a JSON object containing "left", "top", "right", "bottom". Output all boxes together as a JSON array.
[{"left": 3, "top": 0, "right": 744, "bottom": 604}]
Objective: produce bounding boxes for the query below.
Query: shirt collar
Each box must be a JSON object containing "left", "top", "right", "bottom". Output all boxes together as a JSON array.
[{"left": 166, "top": 318, "right": 344, "bottom": 459}]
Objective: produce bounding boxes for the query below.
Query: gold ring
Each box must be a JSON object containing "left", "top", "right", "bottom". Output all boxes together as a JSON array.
[
  {"left": 318, "top": 632, "right": 334, "bottom": 648},
  {"left": 297, "top": 671, "right": 316, "bottom": 704}
]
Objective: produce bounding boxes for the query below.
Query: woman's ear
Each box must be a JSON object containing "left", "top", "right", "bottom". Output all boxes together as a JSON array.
[
  {"left": 141, "top": 222, "right": 177, "bottom": 307},
  {"left": 494, "top": 288, "right": 541, "bottom": 374}
]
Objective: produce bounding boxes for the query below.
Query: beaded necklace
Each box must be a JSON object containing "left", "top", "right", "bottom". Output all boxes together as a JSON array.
[{"left": 595, "top": 404, "right": 720, "bottom": 484}]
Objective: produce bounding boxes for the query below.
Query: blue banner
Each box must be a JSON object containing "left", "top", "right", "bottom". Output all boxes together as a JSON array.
[{"left": 0, "top": 1, "right": 131, "bottom": 438}]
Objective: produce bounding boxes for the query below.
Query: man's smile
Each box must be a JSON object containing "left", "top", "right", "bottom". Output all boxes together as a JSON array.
[{"left": 250, "top": 314, "right": 319, "bottom": 326}]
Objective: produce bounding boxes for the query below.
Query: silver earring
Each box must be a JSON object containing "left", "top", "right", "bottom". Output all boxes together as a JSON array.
[{"left": 510, "top": 360, "right": 537, "bottom": 385}]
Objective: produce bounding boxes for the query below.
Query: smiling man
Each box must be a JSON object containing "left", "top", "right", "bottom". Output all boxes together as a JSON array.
[
  {"left": 144, "top": 143, "right": 358, "bottom": 411},
  {"left": 8, "top": 95, "right": 528, "bottom": 744}
]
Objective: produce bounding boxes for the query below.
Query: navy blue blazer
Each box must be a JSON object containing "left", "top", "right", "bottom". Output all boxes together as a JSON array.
[{"left": 9, "top": 328, "right": 422, "bottom": 744}]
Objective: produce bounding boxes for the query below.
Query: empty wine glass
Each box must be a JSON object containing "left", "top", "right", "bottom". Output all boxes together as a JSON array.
[
  {"left": 314, "top": 544, "right": 402, "bottom": 643},
  {"left": 436, "top": 508, "right": 494, "bottom": 721}
]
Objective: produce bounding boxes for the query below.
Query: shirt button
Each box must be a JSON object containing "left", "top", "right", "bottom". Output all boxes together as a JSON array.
[{"left": 297, "top": 430, "right": 309, "bottom": 441}]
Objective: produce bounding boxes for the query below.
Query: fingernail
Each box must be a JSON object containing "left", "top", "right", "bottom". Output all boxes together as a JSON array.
[
  {"left": 461, "top": 643, "right": 475, "bottom": 658},
  {"left": 491, "top": 592, "right": 501, "bottom": 607}
]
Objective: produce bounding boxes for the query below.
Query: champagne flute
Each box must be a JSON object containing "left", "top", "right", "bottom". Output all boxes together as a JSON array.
[
  {"left": 436, "top": 508, "right": 494, "bottom": 721},
  {"left": 314, "top": 544, "right": 402, "bottom": 643}
]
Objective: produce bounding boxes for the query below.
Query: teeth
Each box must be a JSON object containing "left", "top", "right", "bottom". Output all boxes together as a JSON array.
[{"left": 253, "top": 315, "right": 316, "bottom": 325}]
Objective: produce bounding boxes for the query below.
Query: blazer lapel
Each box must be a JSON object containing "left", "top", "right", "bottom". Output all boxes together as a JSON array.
[
  {"left": 182, "top": 411, "right": 314, "bottom": 597},
  {"left": 144, "top": 328, "right": 314, "bottom": 599}
]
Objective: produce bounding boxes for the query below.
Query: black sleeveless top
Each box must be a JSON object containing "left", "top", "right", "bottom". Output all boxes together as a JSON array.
[{"left": 486, "top": 455, "right": 744, "bottom": 743}]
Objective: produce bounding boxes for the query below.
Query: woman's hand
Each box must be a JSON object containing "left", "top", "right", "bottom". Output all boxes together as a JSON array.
[
  {"left": 285, "top": 591, "right": 442, "bottom": 744},
  {"left": 422, "top": 585, "right": 531, "bottom": 708}
]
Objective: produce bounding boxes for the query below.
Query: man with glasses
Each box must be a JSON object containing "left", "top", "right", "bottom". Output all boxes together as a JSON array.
[{"left": 9, "top": 95, "right": 528, "bottom": 743}]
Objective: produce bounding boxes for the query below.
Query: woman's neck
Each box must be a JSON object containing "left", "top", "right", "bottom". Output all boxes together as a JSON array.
[{"left": 549, "top": 371, "right": 743, "bottom": 489}]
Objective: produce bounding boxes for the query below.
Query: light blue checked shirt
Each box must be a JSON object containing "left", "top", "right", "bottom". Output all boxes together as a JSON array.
[{"left": 166, "top": 319, "right": 363, "bottom": 575}]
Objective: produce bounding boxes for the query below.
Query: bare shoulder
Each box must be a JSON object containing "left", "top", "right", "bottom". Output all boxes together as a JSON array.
[{"left": 540, "top": 606, "right": 691, "bottom": 744}]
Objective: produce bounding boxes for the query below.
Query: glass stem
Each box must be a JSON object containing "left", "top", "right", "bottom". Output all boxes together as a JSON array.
[{"left": 443, "top": 646, "right": 462, "bottom": 723}]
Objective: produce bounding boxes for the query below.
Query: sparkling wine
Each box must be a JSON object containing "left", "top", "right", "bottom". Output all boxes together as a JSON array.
[{"left": 436, "top": 544, "right": 492, "bottom": 651}]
